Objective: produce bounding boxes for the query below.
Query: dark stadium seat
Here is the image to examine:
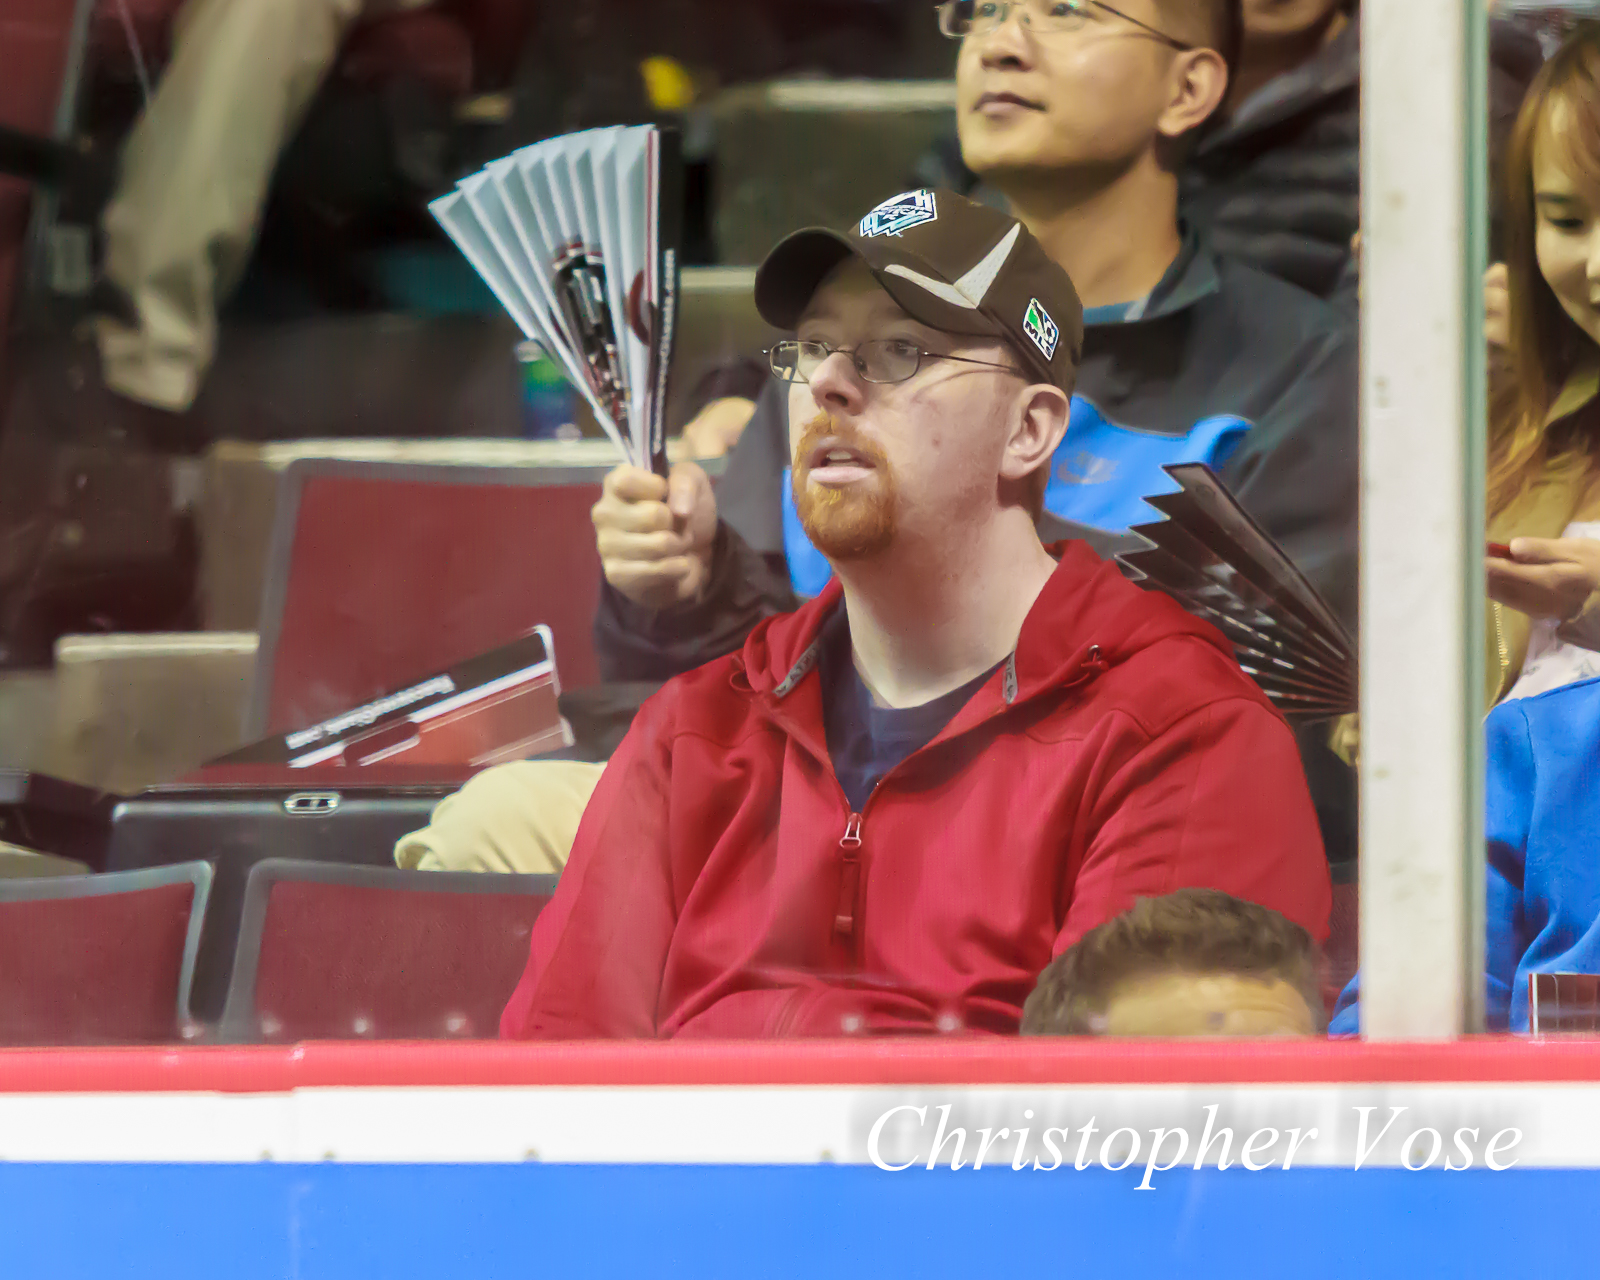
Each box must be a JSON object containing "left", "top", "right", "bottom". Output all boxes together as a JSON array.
[
  {"left": 219, "top": 858, "right": 556, "bottom": 1043},
  {"left": 0, "top": 861, "right": 211, "bottom": 1044}
]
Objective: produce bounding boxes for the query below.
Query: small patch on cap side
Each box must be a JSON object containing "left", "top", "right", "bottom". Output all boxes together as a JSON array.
[
  {"left": 1023, "top": 297, "right": 1060, "bottom": 360},
  {"left": 859, "top": 190, "right": 938, "bottom": 239}
]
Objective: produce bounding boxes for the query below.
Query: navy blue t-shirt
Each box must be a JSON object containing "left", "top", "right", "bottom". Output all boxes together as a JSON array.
[{"left": 816, "top": 606, "right": 1000, "bottom": 813}]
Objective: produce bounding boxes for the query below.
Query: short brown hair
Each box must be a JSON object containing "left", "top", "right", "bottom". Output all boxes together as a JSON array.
[{"left": 1020, "top": 888, "right": 1325, "bottom": 1035}]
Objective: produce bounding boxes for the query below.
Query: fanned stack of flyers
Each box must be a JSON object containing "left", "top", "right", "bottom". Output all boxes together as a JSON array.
[
  {"left": 1117, "top": 464, "right": 1357, "bottom": 721},
  {"left": 430, "top": 127, "right": 684, "bottom": 475}
]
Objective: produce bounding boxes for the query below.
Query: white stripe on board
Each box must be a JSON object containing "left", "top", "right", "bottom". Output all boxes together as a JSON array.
[{"left": 0, "top": 1084, "right": 1590, "bottom": 1172}]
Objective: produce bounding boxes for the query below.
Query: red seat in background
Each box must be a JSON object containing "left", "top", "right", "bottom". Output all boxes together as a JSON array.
[
  {"left": 247, "top": 458, "right": 607, "bottom": 739},
  {"left": 0, "top": 862, "right": 211, "bottom": 1044},
  {"left": 219, "top": 858, "right": 557, "bottom": 1042}
]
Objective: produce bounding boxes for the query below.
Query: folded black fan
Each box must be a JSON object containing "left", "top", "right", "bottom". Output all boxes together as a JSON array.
[
  {"left": 430, "top": 126, "right": 685, "bottom": 475},
  {"left": 1117, "top": 464, "right": 1356, "bottom": 721}
]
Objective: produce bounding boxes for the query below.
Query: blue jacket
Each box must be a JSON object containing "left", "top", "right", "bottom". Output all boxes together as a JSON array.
[{"left": 1331, "top": 675, "right": 1600, "bottom": 1033}]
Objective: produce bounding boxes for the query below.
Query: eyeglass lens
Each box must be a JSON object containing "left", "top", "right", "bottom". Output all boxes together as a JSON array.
[
  {"left": 770, "top": 341, "right": 922, "bottom": 384},
  {"left": 941, "top": 1, "right": 1089, "bottom": 38}
]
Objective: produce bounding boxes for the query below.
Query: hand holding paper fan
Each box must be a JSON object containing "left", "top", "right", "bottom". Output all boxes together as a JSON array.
[{"left": 430, "top": 126, "right": 685, "bottom": 476}]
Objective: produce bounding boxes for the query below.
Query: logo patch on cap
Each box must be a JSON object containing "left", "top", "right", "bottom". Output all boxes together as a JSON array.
[
  {"left": 859, "top": 190, "right": 937, "bottom": 239},
  {"left": 1022, "top": 298, "right": 1059, "bottom": 360}
]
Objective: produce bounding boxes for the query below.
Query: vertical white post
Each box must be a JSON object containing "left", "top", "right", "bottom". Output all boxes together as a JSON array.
[{"left": 1359, "top": 0, "right": 1488, "bottom": 1037}]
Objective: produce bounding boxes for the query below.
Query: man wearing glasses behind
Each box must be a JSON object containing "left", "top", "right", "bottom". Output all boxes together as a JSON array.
[
  {"left": 501, "top": 193, "right": 1330, "bottom": 1040},
  {"left": 592, "top": 0, "right": 1354, "bottom": 644}
]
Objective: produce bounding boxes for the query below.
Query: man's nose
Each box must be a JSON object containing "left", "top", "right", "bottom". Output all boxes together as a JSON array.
[
  {"left": 807, "top": 351, "right": 869, "bottom": 415},
  {"left": 979, "top": 2, "right": 1036, "bottom": 68}
]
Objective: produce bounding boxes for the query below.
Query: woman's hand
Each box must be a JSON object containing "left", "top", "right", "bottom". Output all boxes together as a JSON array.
[
  {"left": 1486, "top": 536, "right": 1600, "bottom": 622},
  {"left": 681, "top": 397, "right": 756, "bottom": 460}
]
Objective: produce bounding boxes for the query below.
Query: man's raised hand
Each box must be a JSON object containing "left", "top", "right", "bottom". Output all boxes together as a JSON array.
[{"left": 593, "top": 462, "right": 718, "bottom": 609}]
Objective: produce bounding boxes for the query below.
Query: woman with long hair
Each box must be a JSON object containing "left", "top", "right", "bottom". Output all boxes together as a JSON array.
[{"left": 1484, "top": 19, "right": 1600, "bottom": 703}]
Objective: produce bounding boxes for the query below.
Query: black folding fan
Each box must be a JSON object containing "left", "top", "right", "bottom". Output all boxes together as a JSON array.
[{"left": 1117, "top": 464, "right": 1356, "bottom": 721}]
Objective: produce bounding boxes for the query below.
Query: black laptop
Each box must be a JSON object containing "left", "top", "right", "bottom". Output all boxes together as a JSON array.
[{"left": 104, "top": 769, "right": 467, "bottom": 1022}]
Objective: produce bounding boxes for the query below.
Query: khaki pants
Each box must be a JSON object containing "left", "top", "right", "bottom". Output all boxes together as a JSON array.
[
  {"left": 96, "top": 0, "right": 431, "bottom": 411},
  {"left": 394, "top": 760, "right": 606, "bottom": 876},
  {"left": 0, "top": 842, "right": 90, "bottom": 879}
]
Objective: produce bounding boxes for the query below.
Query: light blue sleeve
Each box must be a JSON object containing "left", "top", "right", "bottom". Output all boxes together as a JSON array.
[{"left": 1485, "top": 699, "right": 1536, "bottom": 1032}]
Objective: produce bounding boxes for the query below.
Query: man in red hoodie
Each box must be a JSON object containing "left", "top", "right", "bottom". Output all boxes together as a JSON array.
[{"left": 501, "top": 190, "right": 1330, "bottom": 1040}]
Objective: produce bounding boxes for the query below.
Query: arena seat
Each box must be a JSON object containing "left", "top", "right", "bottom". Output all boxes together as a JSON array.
[
  {"left": 219, "top": 858, "right": 556, "bottom": 1043},
  {"left": 246, "top": 457, "right": 611, "bottom": 739},
  {"left": 1529, "top": 974, "right": 1600, "bottom": 1036},
  {"left": 0, "top": 861, "right": 211, "bottom": 1044}
]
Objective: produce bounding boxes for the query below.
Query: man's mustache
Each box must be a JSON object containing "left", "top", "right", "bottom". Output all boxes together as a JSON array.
[{"left": 794, "top": 412, "right": 889, "bottom": 471}]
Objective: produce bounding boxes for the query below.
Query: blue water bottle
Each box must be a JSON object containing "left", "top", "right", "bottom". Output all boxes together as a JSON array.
[{"left": 516, "top": 341, "right": 581, "bottom": 441}]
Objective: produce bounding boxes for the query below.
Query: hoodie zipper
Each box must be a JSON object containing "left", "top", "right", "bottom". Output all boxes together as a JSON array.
[
  {"left": 767, "top": 638, "right": 1109, "bottom": 960},
  {"left": 833, "top": 810, "right": 865, "bottom": 941},
  {"left": 823, "top": 647, "right": 1107, "bottom": 954}
]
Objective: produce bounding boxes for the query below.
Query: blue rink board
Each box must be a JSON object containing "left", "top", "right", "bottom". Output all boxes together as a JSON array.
[{"left": 4, "top": 1163, "right": 1594, "bottom": 1280}]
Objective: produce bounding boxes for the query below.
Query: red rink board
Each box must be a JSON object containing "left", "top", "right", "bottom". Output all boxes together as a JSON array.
[{"left": 2, "top": 1037, "right": 1600, "bottom": 1093}]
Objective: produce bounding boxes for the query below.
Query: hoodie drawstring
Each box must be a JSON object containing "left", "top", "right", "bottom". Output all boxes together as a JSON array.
[{"left": 1006, "top": 643, "right": 1107, "bottom": 705}]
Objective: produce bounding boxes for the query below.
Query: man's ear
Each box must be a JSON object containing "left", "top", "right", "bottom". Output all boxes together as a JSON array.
[
  {"left": 1155, "top": 48, "right": 1229, "bottom": 140},
  {"left": 1000, "top": 382, "right": 1071, "bottom": 484}
]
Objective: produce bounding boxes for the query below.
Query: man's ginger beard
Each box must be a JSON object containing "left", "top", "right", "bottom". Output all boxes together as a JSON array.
[{"left": 792, "top": 411, "right": 898, "bottom": 560}]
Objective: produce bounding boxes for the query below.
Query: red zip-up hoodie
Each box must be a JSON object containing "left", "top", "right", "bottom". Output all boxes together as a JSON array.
[{"left": 502, "top": 542, "right": 1330, "bottom": 1039}]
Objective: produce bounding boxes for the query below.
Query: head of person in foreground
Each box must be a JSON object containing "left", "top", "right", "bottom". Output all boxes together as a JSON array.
[{"left": 1021, "top": 887, "right": 1326, "bottom": 1037}]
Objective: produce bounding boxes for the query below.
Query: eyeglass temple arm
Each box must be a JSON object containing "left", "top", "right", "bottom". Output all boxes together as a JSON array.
[
  {"left": 937, "top": 0, "right": 1192, "bottom": 51},
  {"left": 1087, "top": 1, "right": 1193, "bottom": 49}
]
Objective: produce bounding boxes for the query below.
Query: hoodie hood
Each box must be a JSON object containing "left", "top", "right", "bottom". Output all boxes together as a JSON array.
[{"left": 736, "top": 540, "right": 1235, "bottom": 706}]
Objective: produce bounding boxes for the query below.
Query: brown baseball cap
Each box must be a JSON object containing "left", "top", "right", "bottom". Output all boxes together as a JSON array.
[{"left": 754, "top": 187, "right": 1084, "bottom": 394}]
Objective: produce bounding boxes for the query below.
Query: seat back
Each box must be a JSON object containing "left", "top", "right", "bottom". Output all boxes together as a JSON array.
[
  {"left": 220, "top": 858, "right": 556, "bottom": 1042},
  {"left": 0, "top": 861, "right": 211, "bottom": 1044},
  {"left": 1529, "top": 973, "right": 1600, "bottom": 1036},
  {"left": 248, "top": 459, "right": 610, "bottom": 739}
]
